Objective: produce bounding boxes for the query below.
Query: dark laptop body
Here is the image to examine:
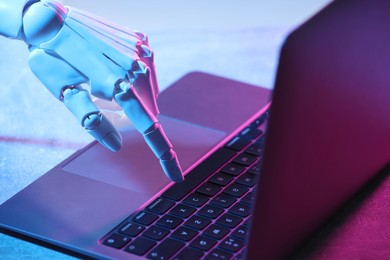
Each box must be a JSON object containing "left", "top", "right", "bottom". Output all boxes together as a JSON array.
[{"left": 248, "top": 0, "right": 390, "bottom": 258}]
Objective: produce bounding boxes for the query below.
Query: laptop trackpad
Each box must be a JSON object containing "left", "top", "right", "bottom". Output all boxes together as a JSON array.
[{"left": 63, "top": 115, "right": 226, "bottom": 194}]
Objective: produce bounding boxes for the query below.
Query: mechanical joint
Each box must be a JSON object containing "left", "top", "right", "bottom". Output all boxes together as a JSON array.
[{"left": 144, "top": 123, "right": 173, "bottom": 159}]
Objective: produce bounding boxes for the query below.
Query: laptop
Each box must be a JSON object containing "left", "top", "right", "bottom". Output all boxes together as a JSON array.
[{"left": 2, "top": 0, "right": 390, "bottom": 259}]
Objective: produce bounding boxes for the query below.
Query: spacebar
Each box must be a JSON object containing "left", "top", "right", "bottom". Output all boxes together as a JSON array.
[{"left": 162, "top": 148, "right": 237, "bottom": 201}]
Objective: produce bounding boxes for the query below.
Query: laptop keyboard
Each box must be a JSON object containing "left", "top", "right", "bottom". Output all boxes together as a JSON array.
[{"left": 100, "top": 109, "right": 269, "bottom": 259}]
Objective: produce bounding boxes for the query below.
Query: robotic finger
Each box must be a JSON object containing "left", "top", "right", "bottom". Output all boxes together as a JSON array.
[
  {"left": 130, "top": 60, "right": 160, "bottom": 117},
  {"left": 135, "top": 31, "right": 159, "bottom": 101},
  {"left": 115, "top": 81, "right": 184, "bottom": 183},
  {"left": 62, "top": 86, "right": 122, "bottom": 152}
]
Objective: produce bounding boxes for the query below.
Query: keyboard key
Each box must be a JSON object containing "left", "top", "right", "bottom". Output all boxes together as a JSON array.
[
  {"left": 145, "top": 197, "right": 175, "bottom": 214},
  {"left": 220, "top": 163, "right": 245, "bottom": 176},
  {"left": 236, "top": 173, "right": 257, "bottom": 187},
  {"left": 174, "top": 247, "right": 204, "bottom": 260},
  {"left": 211, "top": 194, "right": 237, "bottom": 208},
  {"left": 232, "top": 225, "right": 248, "bottom": 240},
  {"left": 185, "top": 215, "right": 211, "bottom": 230},
  {"left": 223, "top": 183, "right": 249, "bottom": 197},
  {"left": 233, "top": 153, "right": 258, "bottom": 166},
  {"left": 207, "top": 248, "right": 233, "bottom": 260},
  {"left": 245, "top": 142, "right": 263, "bottom": 156},
  {"left": 255, "top": 136, "right": 266, "bottom": 148},
  {"left": 132, "top": 211, "right": 158, "bottom": 225},
  {"left": 102, "top": 233, "right": 131, "bottom": 249},
  {"left": 196, "top": 182, "right": 222, "bottom": 197},
  {"left": 118, "top": 222, "right": 145, "bottom": 237},
  {"left": 251, "top": 113, "right": 267, "bottom": 128},
  {"left": 216, "top": 213, "right": 242, "bottom": 228},
  {"left": 226, "top": 136, "right": 251, "bottom": 151},
  {"left": 162, "top": 148, "right": 237, "bottom": 201},
  {"left": 197, "top": 204, "right": 224, "bottom": 219},
  {"left": 219, "top": 237, "right": 245, "bottom": 253},
  {"left": 172, "top": 227, "right": 198, "bottom": 241},
  {"left": 156, "top": 214, "right": 183, "bottom": 229},
  {"left": 170, "top": 204, "right": 196, "bottom": 218},
  {"left": 248, "top": 164, "right": 261, "bottom": 175},
  {"left": 204, "top": 224, "right": 230, "bottom": 239},
  {"left": 235, "top": 252, "right": 246, "bottom": 260},
  {"left": 230, "top": 202, "right": 252, "bottom": 217},
  {"left": 142, "top": 225, "right": 170, "bottom": 241},
  {"left": 190, "top": 235, "right": 217, "bottom": 251},
  {"left": 125, "top": 237, "right": 156, "bottom": 256},
  {"left": 183, "top": 193, "right": 209, "bottom": 207},
  {"left": 147, "top": 238, "right": 185, "bottom": 259},
  {"left": 241, "top": 191, "right": 257, "bottom": 205},
  {"left": 241, "top": 127, "right": 263, "bottom": 140},
  {"left": 208, "top": 172, "right": 234, "bottom": 186},
  {"left": 243, "top": 218, "right": 252, "bottom": 227}
]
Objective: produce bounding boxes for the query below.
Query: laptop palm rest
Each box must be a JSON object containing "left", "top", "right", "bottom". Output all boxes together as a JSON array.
[{"left": 63, "top": 115, "right": 226, "bottom": 194}]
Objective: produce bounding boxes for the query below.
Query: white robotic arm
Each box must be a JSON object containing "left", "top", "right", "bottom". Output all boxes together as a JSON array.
[{"left": 0, "top": 0, "right": 184, "bottom": 182}]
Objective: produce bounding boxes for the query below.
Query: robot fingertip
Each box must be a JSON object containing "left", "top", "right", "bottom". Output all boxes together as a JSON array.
[
  {"left": 102, "top": 132, "right": 122, "bottom": 152},
  {"left": 167, "top": 165, "right": 185, "bottom": 183},
  {"left": 171, "top": 172, "right": 185, "bottom": 183},
  {"left": 160, "top": 159, "right": 185, "bottom": 183}
]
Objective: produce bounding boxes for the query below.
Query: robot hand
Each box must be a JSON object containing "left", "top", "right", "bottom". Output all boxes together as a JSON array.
[{"left": 0, "top": 0, "right": 184, "bottom": 182}]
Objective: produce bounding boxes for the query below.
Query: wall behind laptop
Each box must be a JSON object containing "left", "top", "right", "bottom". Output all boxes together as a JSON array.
[
  {"left": 62, "top": 0, "right": 332, "bottom": 90},
  {"left": 62, "top": 0, "right": 331, "bottom": 31}
]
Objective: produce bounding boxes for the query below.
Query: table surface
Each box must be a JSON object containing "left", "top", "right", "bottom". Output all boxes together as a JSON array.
[{"left": 5, "top": 1, "right": 390, "bottom": 259}]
